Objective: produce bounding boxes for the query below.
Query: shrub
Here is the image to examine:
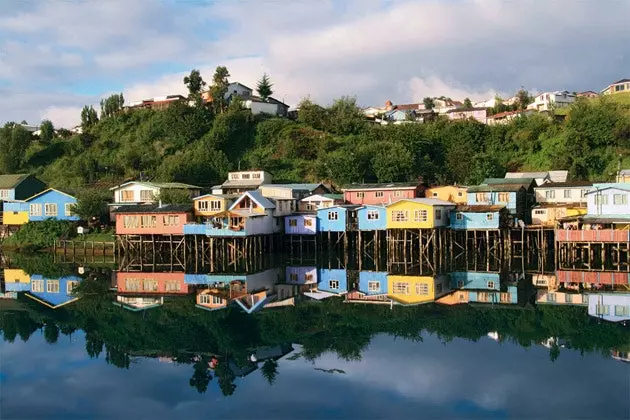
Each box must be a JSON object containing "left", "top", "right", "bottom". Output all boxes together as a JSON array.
[{"left": 4, "top": 219, "right": 75, "bottom": 250}]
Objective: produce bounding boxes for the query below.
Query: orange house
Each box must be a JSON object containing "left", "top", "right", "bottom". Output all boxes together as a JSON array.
[
  {"left": 114, "top": 204, "right": 193, "bottom": 235},
  {"left": 114, "top": 272, "right": 190, "bottom": 295}
]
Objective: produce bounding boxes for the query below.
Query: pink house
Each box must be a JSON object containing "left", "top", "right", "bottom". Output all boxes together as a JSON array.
[
  {"left": 114, "top": 204, "right": 193, "bottom": 236},
  {"left": 342, "top": 183, "right": 424, "bottom": 205},
  {"left": 446, "top": 108, "right": 487, "bottom": 124},
  {"left": 114, "top": 272, "right": 190, "bottom": 294}
]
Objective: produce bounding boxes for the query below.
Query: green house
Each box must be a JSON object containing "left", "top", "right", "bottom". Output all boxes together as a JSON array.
[{"left": 0, "top": 174, "right": 47, "bottom": 201}]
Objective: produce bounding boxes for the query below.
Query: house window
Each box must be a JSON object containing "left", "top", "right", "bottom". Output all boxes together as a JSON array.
[
  {"left": 595, "top": 195, "right": 609, "bottom": 205},
  {"left": 613, "top": 194, "right": 627, "bottom": 205},
  {"left": 367, "top": 210, "right": 380, "bottom": 220},
  {"left": 212, "top": 295, "right": 223, "bottom": 304},
  {"left": 328, "top": 211, "right": 338, "bottom": 221},
  {"left": 289, "top": 219, "right": 297, "bottom": 227},
  {"left": 545, "top": 190, "right": 555, "bottom": 199},
  {"left": 582, "top": 295, "right": 588, "bottom": 304},
  {"left": 0, "top": 189, "right": 9, "bottom": 199},
  {"left": 498, "top": 192, "right": 509, "bottom": 202},
  {"left": 614, "top": 305, "right": 629, "bottom": 316},
  {"left": 487, "top": 281, "right": 495, "bottom": 289},
  {"left": 67, "top": 281, "right": 79, "bottom": 294},
  {"left": 305, "top": 273, "right": 314, "bottom": 282},
  {"left": 565, "top": 294, "right": 573, "bottom": 303},
  {"left": 375, "top": 191, "right": 384, "bottom": 198},
  {"left": 65, "top": 203, "right": 75, "bottom": 216},
  {"left": 459, "top": 293, "right": 466, "bottom": 301},
  {"left": 229, "top": 174, "right": 239, "bottom": 180},
  {"left": 416, "top": 283, "right": 429, "bottom": 295},
  {"left": 435, "top": 209, "right": 441, "bottom": 220},
  {"left": 547, "top": 293, "right": 556, "bottom": 302},
  {"left": 368, "top": 281, "right": 380, "bottom": 292},
  {"left": 581, "top": 189, "right": 589, "bottom": 198},
  {"left": 29, "top": 203, "right": 42, "bottom": 216},
  {"left": 304, "top": 218, "right": 313, "bottom": 227},
  {"left": 564, "top": 190, "right": 572, "bottom": 199},
  {"left": 457, "top": 191, "right": 463, "bottom": 197},
  {"left": 163, "top": 215, "right": 180, "bottom": 226},
  {"left": 241, "top": 174, "right": 251, "bottom": 180},
  {"left": 615, "top": 84, "right": 625, "bottom": 92},
  {"left": 123, "top": 216, "right": 139, "bottom": 228},
  {"left": 198, "top": 201, "right": 209, "bottom": 211},
  {"left": 199, "top": 294, "right": 211, "bottom": 304},
  {"left": 252, "top": 173, "right": 261, "bottom": 179},
  {"left": 436, "top": 283, "right": 443, "bottom": 294},
  {"left": 456, "top": 213, "right": 464, "bottom": 221},
  {"left": 392, "top": 282, "right": 409, "bottom": 294},
  {"left": 356, "top": 192, "right": 364, "bottom": 199},
  {"left": 486, "top": 213, "right": 494, "bottom": 221},
  {"left": 476, "top": 193, "right": 489, "bottom": 202},
  {"left": 394, "top": 191, "right": 403, "bottom": 197},
  {"left": 125, "top": 278, "right": 141, "bottom": 292},
  {"left": 413, "top": 210, "right": 427, "bottom": 222},
  {"left": 121, "top": 190, "right": 135, "bottom": 202},
  {"left": 329, "top": 280, "right": 339, "bottom": 290},
  {"left": 140, "top": 190, "right": 154, "bottom": 201},
  {"left": 47, "top": 280, "right": 60, "bottom": 293},
  {"left": 392, "top": 210, "right": 409, "bottom": 222},
  {"left": 45, "top": 203, "right": 58, "bottom": 217},
  {"left": 457, "top": 280, "right": 464, "bottom": 288},
  {"left": 140, "top": 215, "right": 157, "bottom": 228},
  {"left": 290, "top": 273, "right": 298, "bottom": 281},
  {"left": 31, "top": 280, "right": 44, "bottom": 292},
  {"left": 534, "top": 210, "right": 546, "bottom": 215},
  {"left": 165, "top": 280, "right": 181, "bottom": 292},
  {"left": 432, "top": 192, "right": 438, "bottom": 197},
  {"left": 500, "top": 293, "right": 511, "bottom": 303},
  {"left": 477, "top": 292, "right": 490, "bottom": 302},
  {"left": 596, "top": 304, "right": 610, "bottom": 315}
]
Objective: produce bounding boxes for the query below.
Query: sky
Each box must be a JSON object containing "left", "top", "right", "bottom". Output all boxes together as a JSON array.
[
  {"left": 1, "top": 0, "right": 629, "bottom": 128},
  {"left": 1, "top": 331, "right": 628, "bottom": 418}
]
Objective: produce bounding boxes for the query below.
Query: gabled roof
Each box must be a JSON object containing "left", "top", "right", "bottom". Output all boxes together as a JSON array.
[
  {"left": 262, "top": 183, "right": 324, "bottom": 191},
  {"left": 192, "top": 193, "right": 239, "bottom": 201},
  {"left": 612, "top": 78, "right": 630, "bottom": 85},
  {"left": 110, "top": 181, "right": 200, "bottom": 191},
  {"left": 468, "top": 184, "right": 525, "bottom": 193},
  {"left": 536, "top": 181, "right": 593, "bottom": 188},
  {"left": 230, "top": 190, "right": 276, "bottom": 210},
  {"left": 499, "top": 174, "right": 541, "bottom": 182},
  {"left": 455, "top": 205, "right": 506, "bottom": 212},
  {"left": 619, "top": 169, "right": 630, "bottom": 176},
  {"left": 393, "top": 198, "right": 455, "bottom": 206},
  {"left": 342, "top": 182, "right": 419, "bottom": 191},
  {"left": 301, "top": 193, "right": 343, "bottom": 201},
  {"left": 112, "top": 204, "right": 193, "bottom": 213},
  {"left": 585, "top": 184, "right": 630, "bottom": 194},
  {"left": 0, "top": 174, "right": 33, "bottom": 189},
  {"left": 317, "top": 204, "right": 361, "bottom": 212},
  {"left": 23, "top": 188, "right": 76, "bottom": 202}
]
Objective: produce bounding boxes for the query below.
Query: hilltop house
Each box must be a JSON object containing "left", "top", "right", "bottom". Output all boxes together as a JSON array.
[
  {"left": 601, "top": 79, "right": 630, "bottom": 96},
  {"left": 505, "top": 170, "right": 568, "bottom": 186},
  {"left": 583, "top": 183, "right": 630, "bottom": 228},
  {"left": 125, "top": 95, "right": 186, "bottom": 111},
  {"left": 446, "top": 108, "right": 487, "bottom": 123},
  {"left": 213, "top": 170, "right": 272, "bottom": 195},
  {"left": 617, "top": 169, "right": 630, "bottom": 183},
  {"left": 203, "top": 82, "right": 289, "bottom": 116},
  {"left": 527, "top": 91, "right": 576, "bottom": 112}
]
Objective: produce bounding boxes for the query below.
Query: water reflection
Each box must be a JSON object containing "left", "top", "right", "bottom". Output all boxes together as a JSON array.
[{"left": 1, "top": 251, "right": 629, "bottom": 412}]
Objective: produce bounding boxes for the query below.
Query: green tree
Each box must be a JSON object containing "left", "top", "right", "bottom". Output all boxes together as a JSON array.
[
  {"left": 80, "top": 105, "right": 99, "bottom": 130},
  {"left": 44, "top": 322, "right": 60, "bottom": 344},
  {"left": 71, "top": 189, "right": 110, "bottom": 222},
  {"left": 327, "top": 96, "right": 365, "bottom": 136},
  {"left": 184, "top": 69, "right": 206, "bottom": 107},
  {"left": 100, "top": 93, "right": 125, "bottom": 118},
  {"left": 189, "top": 357, "right": 213, "bottom": 394},
  {"left": 209, "top": 66, "right": 231, "bottom": 114},
  {"left": 297, "top": 98, "right": 328, "bottom": 131},
  {"left": 423, "top": 97, "right": 435, "bottom": 110},
  {"left": 463, "top": 97, "right": 473, "bottom": 108},
  {"left": 256, "top": 73, "right": 274, "bottom": 101},
  {"left": 39, "top": 119, "right": 55, "bottom": 144},
  {"left": 371, "top": 142, "right": 414, "bottom": 182},
  {"left": 156, "top": 188, "right": 193, "bottom": 205},
  {"left": 516, "top": 89, "right": 532, "bottom": 111},
  {"left": 0, "top": 123, "right": 31, "bottom": 173}
]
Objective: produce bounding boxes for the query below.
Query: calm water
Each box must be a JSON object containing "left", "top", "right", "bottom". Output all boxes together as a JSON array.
[{"left": 1, "top": 253, "right": 629, "bottom": 419}]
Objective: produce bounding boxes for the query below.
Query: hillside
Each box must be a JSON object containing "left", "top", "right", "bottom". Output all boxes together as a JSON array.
[{"left": 1, "top": 93, "right": 630, "bottom": 198}]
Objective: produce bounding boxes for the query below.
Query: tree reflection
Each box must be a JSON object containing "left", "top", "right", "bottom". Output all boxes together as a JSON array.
[{"left": 261, "top": 359, "right": 278, "bottom": 385}]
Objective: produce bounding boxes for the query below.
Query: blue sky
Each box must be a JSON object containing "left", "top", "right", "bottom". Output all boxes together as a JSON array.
[
  {"left": 1, "top": 330, "right": 628, "bottom": 418},
  {"left": 1, "top": 0, "right": 629, "bottom": 127}
]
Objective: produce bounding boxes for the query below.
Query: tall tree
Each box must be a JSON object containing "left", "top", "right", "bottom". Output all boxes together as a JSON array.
[
  {"left": 80, "top": 105, "right": 99, "bottom": 130},
  {"left": 184, "top": 69, "right": 206, "bottom": 107},
  {"left": 516, "top": 88, "right": 532, "bottom": 111},
  {"left": 463, "top": 97, "right": 473, "bottom": 108},
  {"left": 209, "top": 66, "right": 231, "bottom": 113},
  {"left": 256, "top": 73, "right": 274, "bottom": 101},
  {"left": 100, "top": 93, "right": 125, "bottom": 118},
  {"left": 39, "top": 119, "right": 55, "bottom": 144},
  {"left": 0, "top": 123, "right": 31, "bottom": 173},
  {"left": 423, "top": 97, "right": 435, "bottom": 110}
]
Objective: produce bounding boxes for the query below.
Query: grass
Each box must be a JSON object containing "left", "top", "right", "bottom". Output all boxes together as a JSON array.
[{"left": 77, "top": 230, "right": 115, "bottom": 242}]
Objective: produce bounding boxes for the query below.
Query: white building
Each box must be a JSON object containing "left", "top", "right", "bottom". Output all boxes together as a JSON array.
[
  {"left": 214, "top": 170, "right": 273, "bottom": 195},
  {"left": 527, "top": 91, "right": 576, "bottom": 112}
]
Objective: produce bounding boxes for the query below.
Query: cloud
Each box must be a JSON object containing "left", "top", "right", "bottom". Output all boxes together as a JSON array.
[{"left": 1, "top": 0, "right": 629, "bottom": 127}]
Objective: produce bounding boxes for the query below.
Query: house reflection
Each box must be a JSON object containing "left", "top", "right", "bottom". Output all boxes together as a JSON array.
[{"left": 112, "top": 271, "right": 190, "bottom": 311}]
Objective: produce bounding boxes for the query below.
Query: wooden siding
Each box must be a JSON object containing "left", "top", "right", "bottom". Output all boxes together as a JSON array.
[
  {"left": 115, "top": 211, "right": 192, "bottom": 235},
  {"left": 285, "top": 214, "right": 317, "bottom": 235},
  {"left": 425, "top": 186, "right": 467, "bottom": 204},
  {"left": 115, "top": 272, "right": 190, "bottom": 294},
  {"left": 556, "top": 229, "right": 630, "bottom": 242},
  {"left": 344, "top": 187, "right": 421, "bottom": 205},
  {"left": 556, "top": 270, "right": 630, "bottom": 285},
  {"left": 386, "top": 201, "right": 453, "bottom": 229},
  {"left": 357, "top": 206, "right": 387, "bottom": 231}
]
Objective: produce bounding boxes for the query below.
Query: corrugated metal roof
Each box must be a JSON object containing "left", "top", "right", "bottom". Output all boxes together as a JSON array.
[
  {"left": 484, "top": 177, "right": 535, "bottom": 185},
  {"left": 112, "top": 204, "right": 192, "bottom": 213},
  {"left": 261, "top": 183, "right": 323, "bottom": 191},
  {"left": 342, "top": 182, "right": 419, "bottom": 191},
  {"left": 468, "top": 184, "right": 525, "bottom": 193},
  {"left": 398, "top": 198, "right": 455, "bottom": 206},
  {"left": 243, "top": 190, "right": 276, "bottom": 209},
  {"left": 0, "top": 174, "right": 31, "bottom": 189},
  {"left": 455, "top": 205, "right": 506, "bottom": 212}
]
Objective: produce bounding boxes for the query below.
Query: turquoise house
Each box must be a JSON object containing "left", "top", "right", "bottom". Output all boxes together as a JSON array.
[
  {"left": 3, "top": 188, "right": 79, "bottom": 224},
  {"left": 450, "top": 272, "right": 517, "bottom": 305},
  {"left": 450, "top": 205, "right": 508, "bottom": 230},
  {"left": 451, "top": 272, "right": 501, "bottom": 291},
  {"left": 316, "top": 205, "right": 359, "bottom": 232},
  {"left": 357, "top": 205, "right": 387, "bottom": 231},
  {"left": 25, "top": 275, "right": 82, "bottom": 309},
  {"left": 358, "top": 271, "right": 388, "bottom": 295},
  {"left": 317, "top": 269, "right": 348, "bottom": 294}
]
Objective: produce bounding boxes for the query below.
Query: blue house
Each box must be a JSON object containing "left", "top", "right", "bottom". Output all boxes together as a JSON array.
[
  {"left": 25, "top": 275, "right": 82, "bottom": 309},
  {"left": 449, "top": 272, "right": 517, "bottom": 305},
  {"left": 316, "top": 205, "right": 360, "bottom": 232},
  {"left": 3, "top": 188, "right": 79, "bottom": 225},
  {"left": 467, "top": 178, "right": 534, "bottom": 223},
  {"left": 358, "top": 271, "right": 388, "bottom": 295},
  {"left": 357, "top": 205, "right": 387, "bottom": 231},
  {"left": 450, "top": 205, "right": 508, "bottom": 230},
  {"left": 451, "top": 272, "right": 501, "bottom": 291},
  {"left": 317, "top": 269, "right": 348, "bottom": 294}
]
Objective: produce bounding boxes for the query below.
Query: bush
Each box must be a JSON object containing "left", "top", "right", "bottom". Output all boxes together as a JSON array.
[{"left": 4, "top": 219, "right": 75, "bottom": 250}]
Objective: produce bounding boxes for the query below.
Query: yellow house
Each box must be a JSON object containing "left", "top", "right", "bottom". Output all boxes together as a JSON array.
[
  {"left": 436, "top": 290, "right": 470, "bottom": 305},
  {"left": 425, "top": 186, "right": 468, "bottom": 204},
  {"left": 387, "top": 275, "right": 450, "bottom": 305},
  {"left": 531, "top": 204, "right": 587, "bottom": 227},
  {"left": 386, "top": 198, "right": 455, "bottom": 229},
  {"left": 192, "top": 194, "right": 237, "bottom": 218}
]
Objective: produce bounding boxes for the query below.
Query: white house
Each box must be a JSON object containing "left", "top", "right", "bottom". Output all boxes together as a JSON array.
[
  {"left": 585, "top": 183, "right": 630, "bottom": 219},
  {"left": 109, "top": 181, "right": 201, "bottom": 207},
  {"left": 215, "top": 170, "right": 272, "bottom": 195},
  {"left": 527, "top": 91, "right": 576, "bottom": 112},
  {"left": 505, "top": 170, "right": 568, "bottom": 186},
  {"left": 299, "top": 194, "right": 344, "bottom": 212},
  {"left": 588, "top": 293, "right": 630, "bottom": 323},
  {"left": 534, "top": 181, "right": 592, "bottom": 205}
]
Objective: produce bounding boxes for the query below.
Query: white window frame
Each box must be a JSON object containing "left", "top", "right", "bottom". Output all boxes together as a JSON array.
[
  {"left": 375, "top": 191, "right": 384, "bottom": 198},
  {"left": 44, "top": 203, "right": 58, "bottom": 217},
  {"left": 415, "top": 283, "right": 429, "bottom": 295},
  {"left": 563, "top": 189, "right": 572, "bottom": 199},
  {"left": 435, "top": 209, "right": 441, "bottom": 220},
  {"left": 392, "top": 210, "right": 408, "bottom": 222},
  {"left": 368, "top": 281, "right": 380, "bottom": 292},
  {"left": 67, "top": 280, "right": 78, "bottom": 295},
  {"left": 212, "top": 295, "right": 223, "bottom": 304},
  {"left": 413, "top": 210, "right": 427, "bottom": 222},
  {"left": 47, "top": 280, "right": 60, "bottom": 293},
  {"left": 613, "top": 194, "right": 627, "bottom": 205},
  {"left": 29, "top": 203, "right": 42, "bottom": 216},
  {"left": 0, "top": 189, "right": 10, "bottom": 199},
  {"left": 199, "top": 294, "right": 211, "bottom": 304},
  {"left": 456, "top": 213, "right": 464, "bottom": 221},
  {"left": 367, "top": 210, "right": 380, "bottom": 220},
  {"left": 487, "top": 281, "right": 495, "bottom": 289},
  {"left": 356, "top": 192, "right": 364, "bottom": 199},
  {"left": 198, "top": 200, "right": 209, "bottom": 211},
  {"left": 329, "top": 280, "right": 339, "bottom": 290},
  {"left": 31, "top": 280, "right": 44, "bottom": 292},
  {"left": 140, "top": 189, "right": 155, "bottom": 202},
  {"left": 289, "top": 219, "right": 298, "bottom": 227},
  {"left": 304, "top": 218, "right": 313, "bottom": 227},
  {"left": 328, "top": 211, "right": 338, "bottom": 221},
  {"left": 545, "top": 190, "right": 555, "bottom": 199},
  {"left": 210, "top": 200, "right": 221, "bottom": 211},
  {"left": 486, "top": 213, "right": 494, "bottom": 221},
  {"left": 64, "top": 203, "right": 75, "bottom": 216},
  {"left": 394, "top": 191, "right": 403, "bottom": 197},
  {"left": 392, "top": 282, "right": 409, "bottom": 294}
]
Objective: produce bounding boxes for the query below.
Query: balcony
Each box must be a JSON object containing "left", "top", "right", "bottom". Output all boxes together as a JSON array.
[{"left": 184, "top": 223, "right": 247, "bottom": 237}]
